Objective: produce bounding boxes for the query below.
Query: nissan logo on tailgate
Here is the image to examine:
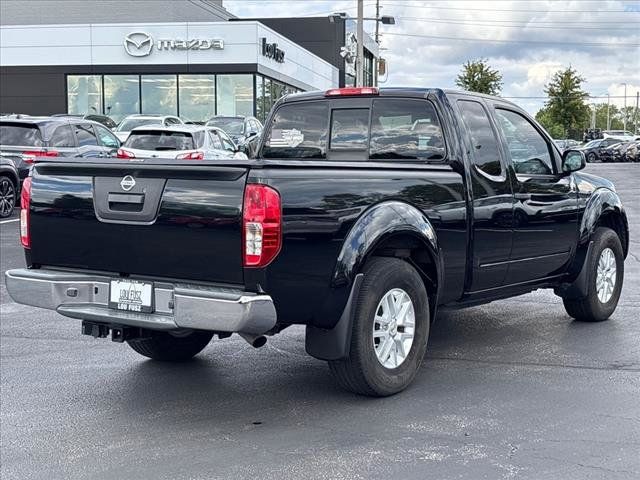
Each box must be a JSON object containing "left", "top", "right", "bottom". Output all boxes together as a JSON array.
[
  {"left": 124, "top": 32, "right": 153, "bottom": 57},
  {"left": 120, "top": 175, "right": 136, "bottom": 191}
]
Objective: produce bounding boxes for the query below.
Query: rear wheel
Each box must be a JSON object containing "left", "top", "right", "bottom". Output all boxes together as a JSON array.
[
  {"left": 0, "top": 176, "right": 16, "bottom": 219},
  {"left": 127, "top": 330, "right": 214, "bottom": 361},
  {"left": 563, "top": 227, "right": 624, "bottom": 322},
  {"left": 329, "top": 257, "right": 430, "bottom": 397}
]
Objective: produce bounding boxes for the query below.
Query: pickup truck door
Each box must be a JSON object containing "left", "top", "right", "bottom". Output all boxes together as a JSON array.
[
  {"left": 456, "top": 99, "right": 514, "bottom": 292},
  {"left": 491, "top": 106, "right": 578, "bottom": 284}
]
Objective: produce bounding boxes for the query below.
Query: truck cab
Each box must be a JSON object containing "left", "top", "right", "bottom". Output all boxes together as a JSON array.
[{"left": 5, "top": 88, "right": 629, "bottom": 396}]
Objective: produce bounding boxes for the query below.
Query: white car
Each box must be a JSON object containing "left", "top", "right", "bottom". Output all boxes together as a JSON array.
[
  {"left": 116, "top": 124, "right": 248, "bottom": 160},
  {"left": 113, "top": 114, "right": 183, "bottom": 142},
  {"left": 602, "top": 130, "right": 639, "bottom": 142}
]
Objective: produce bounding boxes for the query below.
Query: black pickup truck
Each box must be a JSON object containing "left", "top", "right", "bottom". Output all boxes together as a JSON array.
[{"left": 6, "top": 87, "right": 629, "bottom": 396}]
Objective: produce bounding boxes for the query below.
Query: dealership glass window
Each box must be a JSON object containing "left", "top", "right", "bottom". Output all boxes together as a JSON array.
[
  {"left": 67, "top": 75, "right": 102, "bottom": 115},
  {"left": 255, "top": 76, "right": 266, "bottom": 122},
  {"left": 104, "top": 75, "right": 140, "bottom": 123},
  {"left": 178, "top": 75, "right": 215, "bottom": 123},
  {"left": 142, "top": 75, "right": 177, "bottom": 116},
  {"left": 216, "top": 75, "right": 253, "bottom": 117},
  {"left": 262, "top": 77, "right": 273, "bottom": 121},
  {"left": 272, "top": 81, "right": 286, "bottom": 104}
]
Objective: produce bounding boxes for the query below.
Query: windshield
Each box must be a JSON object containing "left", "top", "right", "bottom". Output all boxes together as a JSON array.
[
  {"left": 123, "top": 131, "right": 197, "bottom": 151},
  {"left": 206, "top": 117, "right": 244, "bottom": 135},
  {"left": 0, "top": 123, "right": 44, "bottom": 146},
  {"left": 117, "top": 118, "right": 162, "bottom": 132}
]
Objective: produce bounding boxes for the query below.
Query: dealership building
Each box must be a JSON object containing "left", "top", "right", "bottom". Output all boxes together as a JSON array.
[{"left": 0, "top": 0, "right": 379, "bottom": 123}]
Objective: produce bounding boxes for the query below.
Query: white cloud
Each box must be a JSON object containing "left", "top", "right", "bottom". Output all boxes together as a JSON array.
[{"left": 223, "top": 0, "right": 640, "bottom": 114}]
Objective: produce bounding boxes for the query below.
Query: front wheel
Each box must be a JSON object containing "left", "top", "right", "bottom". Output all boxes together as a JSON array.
[
  {"left": 329, "top": 257, "right": 430, "bottom": 397},
  {"left": 127, "top": 330, "right": 214, "bottom": 361},
  {"left": 563, "top": 227, "right": 624, "bottom": 322},
  {"left": 587, "top": 152, "right": 597, "bottom": 163}
]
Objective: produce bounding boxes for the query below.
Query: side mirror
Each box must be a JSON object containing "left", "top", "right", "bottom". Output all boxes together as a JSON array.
[
  {"left": 562, "top": 149, "right": 586, "bottom": 174},
  {"left": 247, "top": 131, "right": 258, "bottom": 138}
]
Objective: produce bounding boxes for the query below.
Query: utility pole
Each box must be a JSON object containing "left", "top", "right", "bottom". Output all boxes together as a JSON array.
[
  {"left": 356, "top": 0, "right": 364, "bottom": 87},
  {"left": 623, "top": 83, "right": 627, "bottom": 132},
  {"left": 633, "top": 92, "right": 640, "bottom": 135},
  {"left": 374, "top": 0, "right": 380, "bottom": 86},
  {"left": 606, "top": 93, "right": 610, "bottom": 130}
]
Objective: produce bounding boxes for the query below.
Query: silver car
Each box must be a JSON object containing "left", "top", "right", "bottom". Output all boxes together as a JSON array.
[{"left": 117, "top": 124, "right": 248, "bottom": 160}]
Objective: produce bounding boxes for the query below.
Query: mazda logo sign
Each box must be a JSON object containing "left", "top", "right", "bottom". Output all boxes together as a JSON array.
[
  {"left": 120, "top": 175, "right": 136, "bottom": 191},
  {"left": 124, "top": 32, "right": 153, "bottom": 57}
]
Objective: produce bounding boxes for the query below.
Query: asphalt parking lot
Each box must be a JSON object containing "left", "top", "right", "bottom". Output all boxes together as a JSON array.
[{"left": 1, "top": 164, "right": 639, "bottom": 480}]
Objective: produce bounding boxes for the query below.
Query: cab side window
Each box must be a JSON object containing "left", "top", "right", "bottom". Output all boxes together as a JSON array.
[
  {"left": 457, "top": 100, "right": 502, "bottom": 176},
  {"left": 494, "top": 109, "right": 555, "bottom": 175}
]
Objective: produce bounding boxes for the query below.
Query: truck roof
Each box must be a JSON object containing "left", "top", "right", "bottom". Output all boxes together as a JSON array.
[{"left": 280, "top": 87, "right": 521, "bottom": 110}]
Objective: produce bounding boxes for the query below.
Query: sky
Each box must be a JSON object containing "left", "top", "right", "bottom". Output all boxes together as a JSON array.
[{"left": 222, "top": 0, "right": 640, "bottom": 115}]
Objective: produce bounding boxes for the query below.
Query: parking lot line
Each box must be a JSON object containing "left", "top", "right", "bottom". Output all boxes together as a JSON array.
[{"left": 0, "top": 218, "right": 19, "bottom": 224}]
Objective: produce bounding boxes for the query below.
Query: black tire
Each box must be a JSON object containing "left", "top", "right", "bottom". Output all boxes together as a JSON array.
[
  {"left": 0, "top": 175, "right": 16, "bottom": 219},
  {"left": 127, "top": 330, "right": 214, "bottom": 361},
  {"left": 563, "top": 227, "right": 624, "bottom": 322},
  {"left": 587, "top": 152, "right": 597, "bottom": 163},
  {"left": 329, "top": 257, "right": 430, "bottom": 397}
]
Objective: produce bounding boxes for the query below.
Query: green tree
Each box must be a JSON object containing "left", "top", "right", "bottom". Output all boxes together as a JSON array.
[
  {"left": 542, "top": 67, "right": 590, "bottom": 138},
  {"left": 535, "top": 106, "right": 565, "bottom": 138},
  {"left": 455, "top": 58, "right": 503, "bottom": 95}
]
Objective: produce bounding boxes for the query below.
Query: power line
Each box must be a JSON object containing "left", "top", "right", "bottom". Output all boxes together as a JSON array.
[
  {"left": 394, "top": 16, "right": 638, "bottom": 30},
  {"left": 379, "top": 2, "right": 639, "bottom": 14},
  {"left": 187, "top": 0, "right": 222, "bottom": 17},
  {"left": 383, "top": 31, "right": 640, "bottom": 47}
]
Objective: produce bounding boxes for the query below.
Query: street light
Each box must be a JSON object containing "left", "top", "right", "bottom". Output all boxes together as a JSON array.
[{"left": 329, "top": 4, "right": 396, "bottom": 87}]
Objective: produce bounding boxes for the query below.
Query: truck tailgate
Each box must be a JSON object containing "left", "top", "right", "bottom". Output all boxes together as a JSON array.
[{"left": 28, "top": 161, "right": 248, "bottom": 285}]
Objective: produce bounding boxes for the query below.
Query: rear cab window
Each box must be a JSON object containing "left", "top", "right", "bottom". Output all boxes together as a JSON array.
[
  {"left": 123, "top": 130, "right": 200, "bottom": 151},
  {"left": 261, "top": 96, "right": 446, "bottom": 162},
  {"left": 0, "top": 122, "right": 44, "bottom": 147}
]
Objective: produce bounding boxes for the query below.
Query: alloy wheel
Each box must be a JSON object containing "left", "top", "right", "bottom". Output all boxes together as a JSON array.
[
  {"left": 596, "top": 247, "right": 617, "bottom": 303},
  {"left": 0, "top": 178, "right": 16, "bottom": 218},
  {"left": 372, "top": 288, "right": 415, "bottom": 369}
]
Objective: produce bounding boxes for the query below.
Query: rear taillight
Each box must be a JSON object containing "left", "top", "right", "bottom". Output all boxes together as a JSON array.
[
  {"left": 22, "top": 150, "right": 58, "bottom": 164},
  {"left": 243, "top": 184, "right": 282, "bottom": 267},
  {"left": 325, "top": 87, "right": 379, "bottom": 96},
  {"left": 117, "top": 148, "right": 135, "bottom": 159},
  {"left": 20, "top": 177, "right": 32, "bottom": 248},
  {"left": 176, "top": 151, "right": 204, "bottom": 160}
]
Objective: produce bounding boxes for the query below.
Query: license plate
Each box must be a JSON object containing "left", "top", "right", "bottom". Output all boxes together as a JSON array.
[{"left": 109, "top": 279, "right": 154, "bottom": 313}]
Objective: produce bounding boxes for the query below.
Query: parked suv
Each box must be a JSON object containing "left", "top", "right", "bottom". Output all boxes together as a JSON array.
[
  {"left": 52, "top": 113, "right": 118, "bottom": 129},
  {"left": 114, "top": 114, "right": 183, "bottom": 142},
  {"left": 117, "top": 125, "right": 247, "bottom": 160},
  {"left": 0, "top": 116, "right": 121, "bottom": 182},
  {"left": 205, "top": 115, "right": 263, "bottom": 157},
  {"left": 6, "top": 88, "right": 628, "bottom": 396}
]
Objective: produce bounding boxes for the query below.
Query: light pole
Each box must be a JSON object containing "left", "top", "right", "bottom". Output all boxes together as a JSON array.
[
  {"left": 331, "top": 8, "right": 394, "bottom": 87},
  {"left": 607, "top": 93, "right": 610, "bottom": 130},
  {"left": 622, "top": 83, "right": 628, "bottom": 132}
]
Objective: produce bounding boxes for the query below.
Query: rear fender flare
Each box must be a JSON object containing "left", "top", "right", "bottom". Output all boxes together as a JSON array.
[
  {"left": 331, "top": 200, "right": 440, "bottom": 288},
  {"left": 306, "top": 201, "right": 441, "bottom": 361}
]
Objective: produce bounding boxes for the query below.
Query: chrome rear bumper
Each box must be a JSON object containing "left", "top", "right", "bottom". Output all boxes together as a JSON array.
[{"left": 4, "top": 268, "right": 276, "bottom": 335}]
